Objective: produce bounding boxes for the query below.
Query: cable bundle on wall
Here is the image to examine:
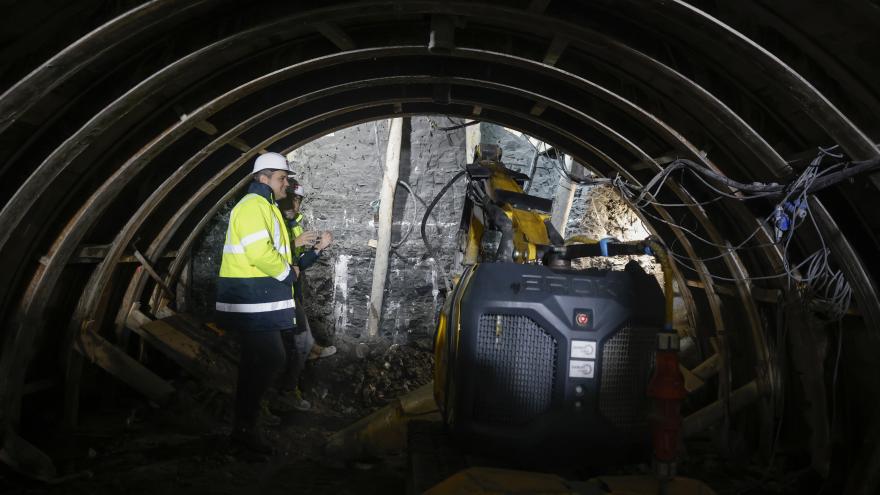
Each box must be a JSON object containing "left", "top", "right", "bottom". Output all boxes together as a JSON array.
[{"left": 585, "top": 147, "right": 875, "bottom": 321}]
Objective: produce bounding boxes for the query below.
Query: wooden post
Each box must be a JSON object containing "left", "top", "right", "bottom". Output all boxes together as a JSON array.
[
  {"left": 176, "top": 253, "right": 192, "bottom": 312},
  {"left": 550, "top": 156, "right": 585, "bottom": 238},
  {"left": 465, "top": 120, "right": 480, "bottom": 164},
  {"left": 367, "top": 118, "right": 402, "bottom": 337}
]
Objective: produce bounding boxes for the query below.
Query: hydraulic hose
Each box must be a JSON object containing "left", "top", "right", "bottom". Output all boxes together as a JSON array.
[
  {"left": 421, "top": 170, "right": 467, "bottom": 255},
  {"left": 391, "top": 179, "right": 430, "bottom": 250},
  {"left": 484, "top": 203, "right": 514, "bottom": 261}
]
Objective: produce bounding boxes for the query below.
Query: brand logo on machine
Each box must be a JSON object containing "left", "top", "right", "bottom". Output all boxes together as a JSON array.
[
  {"left": 573, "top": 308, "right": 594, "bottom": 329},
  {"left": 520, "top": 274, "right": 627, "bottom": 297}
]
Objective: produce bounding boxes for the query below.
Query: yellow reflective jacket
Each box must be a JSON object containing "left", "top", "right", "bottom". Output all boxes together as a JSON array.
[
  {"left": 215, "top": 182, "right": 295, "bottom": 331},
  {"left": 290, "top": 212, "right": 306, "bottom": 259},
  {"left": 286, "top": 212, "right": 322, "bottom": 304}
]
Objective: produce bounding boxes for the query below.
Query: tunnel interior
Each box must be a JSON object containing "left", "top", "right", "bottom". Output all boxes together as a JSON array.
[{"left": 1, "top": 1, "right": 879, "bottom": 493}]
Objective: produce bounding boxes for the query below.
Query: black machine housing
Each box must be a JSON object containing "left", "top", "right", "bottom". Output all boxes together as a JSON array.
[{"left": 441, "top": 260, "right": 665, "bottom": 462}]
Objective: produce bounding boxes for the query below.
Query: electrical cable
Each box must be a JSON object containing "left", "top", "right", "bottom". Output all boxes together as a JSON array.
[
  {"left": 523, "top": 143, "right": 541, "bottom": 193},
  {"left": 621, "top": 147, "right": 857, "bottom": 320},
  {"left": 391, "top": 179, "right": 430, "bottom": 250},
  {"left": 411, "top": 141, "right": 864, "bottom": 320},
  {"left": 438, "top": 120, "right": 480, "bottom": 131}
]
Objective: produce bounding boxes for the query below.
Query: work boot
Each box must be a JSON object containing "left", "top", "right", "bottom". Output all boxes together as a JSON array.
[
  {"left": 230, "top": 424, "right": 274, "bottom": 455},
  {"left": 308, "top": 344, "right": 337, "bottom": 361},
  {"left": 278, "top": 388, "right": 312, "bottom": 412},
  {"left": 260, "top": 400, "right": 282, "bottom": 427}
]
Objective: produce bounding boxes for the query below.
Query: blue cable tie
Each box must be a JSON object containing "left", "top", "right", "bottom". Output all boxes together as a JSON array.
[{"left": 783, "top": 199, "right": 807, "bottom": 219}]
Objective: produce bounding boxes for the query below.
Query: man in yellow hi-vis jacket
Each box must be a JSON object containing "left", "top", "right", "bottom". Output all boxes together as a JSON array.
[{"left": 216, "top": 151, "right": 298, "bottom": 454}]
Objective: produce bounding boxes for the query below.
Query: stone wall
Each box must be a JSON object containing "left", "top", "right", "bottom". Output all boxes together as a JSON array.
[
  {"left": 192, "top": 117, "right": 468, "bottom": 344},
  {"left": 287, "top": 117, "right": 469, "bottom": 344},
  {"left": 479, "top": 123, "right": 561, "bottom": 201}
]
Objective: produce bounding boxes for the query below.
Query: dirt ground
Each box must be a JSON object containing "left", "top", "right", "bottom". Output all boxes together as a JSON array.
[
  {"left": 0, "top": 337, "right": 434, "bottom": 495},
  {"left": 0, "top": 331, "right": 822, "bottom": 495}
]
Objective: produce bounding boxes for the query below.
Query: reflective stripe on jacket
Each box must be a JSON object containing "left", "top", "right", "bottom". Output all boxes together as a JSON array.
[{"left": 216, "top": 182, "right": 295, "bottom": 331}]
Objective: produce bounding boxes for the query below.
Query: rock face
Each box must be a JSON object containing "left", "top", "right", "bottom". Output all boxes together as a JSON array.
[
  {"left": 190, "top": 118, "right": 652, "bottom": 345},
  {"left": 192, "top": 117, "right": 467, "bottom": 344},
  {"left": 479, "top": 124, "right": 560, "bottom": 201}
]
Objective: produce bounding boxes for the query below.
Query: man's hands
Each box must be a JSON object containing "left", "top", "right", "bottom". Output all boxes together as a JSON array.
[
  {"left": 294, "top": 231, "right": 319, "bottom": 247},
  {"left": 295, "top": 230, "right": 334, "bottom": 250},
  {"left": 315, "top": 231, "right": 333, "bottom": 251}
]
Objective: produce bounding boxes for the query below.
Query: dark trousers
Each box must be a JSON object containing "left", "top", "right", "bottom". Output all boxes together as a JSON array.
[
  {"left": 235, "top": 330, "right": 286, "bottom": 427},
  {"left": 277, "top": 303, "right": 313, "bottom": 392}
]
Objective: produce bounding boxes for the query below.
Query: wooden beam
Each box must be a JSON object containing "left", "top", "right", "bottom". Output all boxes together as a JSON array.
[
  {"left": 132, "top": 249, "right": 176, "bottom": 301},
  {"left": 465, "top": 120, "right": 481, "bottom": 164},
  {"left": 529, "top": 102, "right": 547, "bottom": 116},
  {"left": 688, "top": 277, "right": 853, "bottom": 349},
  {"left": 174, "top": 106, "right": 218, "bottom": 136},
  {"left": 681, "top": 353, "right": 721, "bottom": 393},
  {"left": 40, "top": 245, "right": 178, "bottom": 265},
  {"left": 315, "top": 21, "right": 356, "bottom": 51},
  {"left": 126, "top": 308, "right": 236, "bottom": 395},
  {"left": 629, "top": 155, "right": 675, "bottom": 171},
  {"left": 176, "top": 255, "right": 192, "bottom": 313},
  {"left": 0, "top": 430, "right": 57, "bottom": 482},
  {"left": 680, "top": 365, "right": 704, "bottom": 394},
  {"left": 428, "top": 15, "right": 455, "bottom": 53},
  {"left": 550, "top": 159, "right": 584, "bottom": 237},
  {"left": 786, "top": 297, "right": 831, "bottom": 476},
  {"left": 73, "top": 324, "right": 175, "bottom": 404},
  {"left": 542, "top": 36, "right": 568, "bottom": 66},
  {"left": 367, "top": 117, "right": 402, "bottom": 337},
  {"left": 193, "top": 120, "right": 218, "bottom": 136},
  {"left": 685, "top": 278, "right": 782, "bottom": 304},
  {"left": 686, "top": 280, "right": 862, "bottom": 316},
  {"left": 227, "top": 137, "right": 252, "bottom": 153},
  {"left": 691, "top": 352, "right": 722, "bottom": 381}
]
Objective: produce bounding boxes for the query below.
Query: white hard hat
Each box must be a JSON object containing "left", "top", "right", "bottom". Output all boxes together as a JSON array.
[{"left": 252, "top": 152, "right": 290, "bottom": 174}]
